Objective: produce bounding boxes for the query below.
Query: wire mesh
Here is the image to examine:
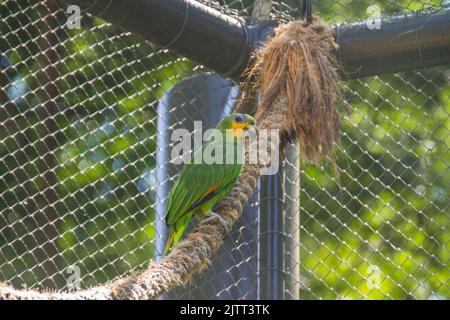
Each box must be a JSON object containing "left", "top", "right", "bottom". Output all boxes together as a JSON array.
[{"left": 0, "top": 0, "right": 448, "bottom": 300}]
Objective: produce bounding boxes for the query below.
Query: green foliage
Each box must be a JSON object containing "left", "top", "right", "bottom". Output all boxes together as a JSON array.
[
  {"left": 0, "top": 1, "right": 194, "bottom": 288},
  {"left": 296, "top": 0, "right": 449, "bottom": 300},
  {"left": 300, "top": 70, "right": 449, "bottom": 299}
]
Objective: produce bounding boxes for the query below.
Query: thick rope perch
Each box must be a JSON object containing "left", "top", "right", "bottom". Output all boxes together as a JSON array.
[{"left": 0, "top": 17, "right": 340, "bottom": 300}]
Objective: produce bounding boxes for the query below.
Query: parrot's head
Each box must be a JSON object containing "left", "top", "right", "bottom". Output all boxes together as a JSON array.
[{"left": 217, "top": 113, "right": 256, "bottom": 139}]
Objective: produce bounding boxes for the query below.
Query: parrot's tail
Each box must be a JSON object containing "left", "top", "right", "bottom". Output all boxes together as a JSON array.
[
  {"left": 163, "top": 232, "right": 175, "bottom": 255},
  {"left": 163, "top": 213, "right": 192, "bottom": 255}
]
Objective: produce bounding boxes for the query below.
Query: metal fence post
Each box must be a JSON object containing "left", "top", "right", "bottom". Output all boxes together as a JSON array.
[
  {"left": 258, "top": 144, "right": 301, "bottom": 300},
  {"left": 284, "top": 144, "right": 301, "bottom": 299},
  {"left": 65, "top": 0, "right": 450, "bottom": 79},
  {"left": 259, "top": 172, "right": 284, "bottom": 299}
]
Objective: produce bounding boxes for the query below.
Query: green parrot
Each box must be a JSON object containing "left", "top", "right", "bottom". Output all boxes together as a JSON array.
[{"left": 164, "top": 113, "right": 256, "bottom": 254}]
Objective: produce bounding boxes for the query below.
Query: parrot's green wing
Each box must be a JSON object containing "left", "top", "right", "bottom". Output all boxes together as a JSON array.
[{"left": 164, "top": 140, "right": 243, "bottom": 254}]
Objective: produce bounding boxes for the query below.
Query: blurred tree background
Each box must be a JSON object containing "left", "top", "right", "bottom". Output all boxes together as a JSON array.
[{"left": 0, "top": 0, "right": 448, "bottom": 299}]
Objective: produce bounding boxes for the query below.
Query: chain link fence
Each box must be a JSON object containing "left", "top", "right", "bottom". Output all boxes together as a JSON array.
[{"left": 0, "top": 0, "right": 448, "bottom": 299}]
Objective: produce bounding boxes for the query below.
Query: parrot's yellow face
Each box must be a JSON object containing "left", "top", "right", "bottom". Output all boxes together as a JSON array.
[{"left": 218, "top": 113, "right": 256, "bottom": 138}]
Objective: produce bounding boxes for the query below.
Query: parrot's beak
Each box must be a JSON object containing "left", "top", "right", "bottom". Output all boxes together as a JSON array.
[
  {"left": 231, "top": 122, "right": 249, "bottom": 130},
  {"left": 244, "top": 117, "right": 257, "bottom": 137},
  {"left": 229, "top": 115, "right": 257, "bottom": 138}
]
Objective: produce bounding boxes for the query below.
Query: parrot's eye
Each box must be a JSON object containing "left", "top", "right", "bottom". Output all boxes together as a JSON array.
[
  {"left": 234, "top": 116, "right": 243, "bottom": 123},
  {"left": 249, "top": 119, "right": 255, "bottom": 126}
]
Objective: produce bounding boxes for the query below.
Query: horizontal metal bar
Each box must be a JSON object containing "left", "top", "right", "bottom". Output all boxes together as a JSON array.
[
  {"left": 335, "top": 7, "right": 450, "bottom": 78},
  {"left": 65, "top": 0, "right": 251, "bottom": 76},
  {"left": 64, "top": 0, "right": 450, "bottom": 79}
]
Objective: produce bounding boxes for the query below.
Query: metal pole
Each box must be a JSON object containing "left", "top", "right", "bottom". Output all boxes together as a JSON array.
[
  {"left": 251, "top": 0, "right": 286, "bottom": 301},
  {"left": 258, "top": 144, "right": 301, "bottom": 300},
  {"left": 283, "top": 144, "right": 301, "bottom": 299},
  {"left": 63, "top": 0, "right": 252, "bottom": 77},
  {"left": 335, "top": 7, "right": 450, "bottom": 78},
  {"left": 64, "top": 0, "right": 450, "bottom": 79},
  {"left": 259, "top": 173, "right": 284, "bottom": 300}
]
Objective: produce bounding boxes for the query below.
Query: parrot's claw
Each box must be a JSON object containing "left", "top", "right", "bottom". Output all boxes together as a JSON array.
[{"left": 202, "top": 212, "right": 232, "bottom": 233}]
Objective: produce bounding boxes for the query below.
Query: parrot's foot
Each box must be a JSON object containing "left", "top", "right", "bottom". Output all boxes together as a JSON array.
[{"left": 202, "top": 212, "right": 232, "bottom": 233}]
